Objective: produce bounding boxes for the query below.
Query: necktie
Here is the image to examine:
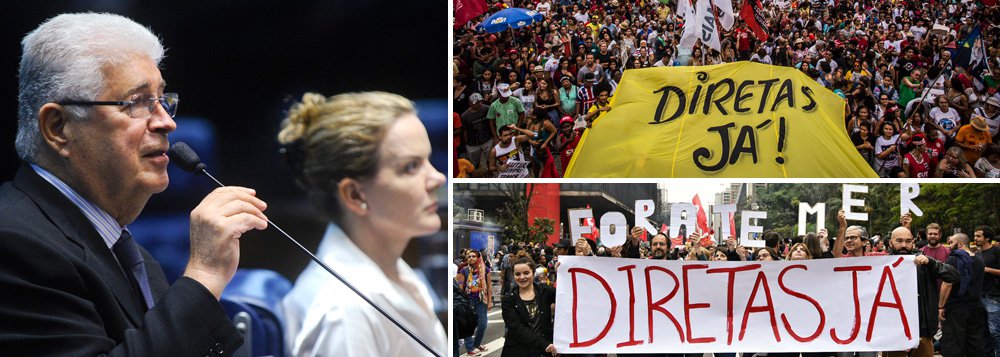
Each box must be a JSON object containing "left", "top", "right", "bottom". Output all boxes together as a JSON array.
[{"left": 113, "top": 230, "right": 155, "bottom": 310}]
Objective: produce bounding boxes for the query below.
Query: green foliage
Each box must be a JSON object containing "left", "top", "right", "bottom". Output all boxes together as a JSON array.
[
  {"left": 494, "top": 183, "right": 557, "bottom": 245},
  {"left": 750, "top": 183, "right": 999, "bottom": 239}
]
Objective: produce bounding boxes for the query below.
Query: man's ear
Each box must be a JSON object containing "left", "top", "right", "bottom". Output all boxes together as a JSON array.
[
  {"left": 37, "top": 103, "right": 73, "bottom": 158},
  {"left": 337, "top": 178, "right": 369, "bottom": 216}
]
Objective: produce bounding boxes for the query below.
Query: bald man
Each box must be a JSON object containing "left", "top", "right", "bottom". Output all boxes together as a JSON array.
[{"left": 883, "top": 225, "right": 959, "bottom": 357}]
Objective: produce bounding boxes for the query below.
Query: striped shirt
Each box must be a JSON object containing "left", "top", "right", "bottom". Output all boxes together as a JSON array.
[
  {"left": 31, "top": 164, "right": 125, "bottom": 250},
  {"left": 578, "top": 85, "right": 597, "bottom": 115}
]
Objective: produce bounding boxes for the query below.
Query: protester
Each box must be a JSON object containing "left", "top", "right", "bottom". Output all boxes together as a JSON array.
[
  {"left": 902, "top": 133, "right": 937, "bottom": 178},
  {"left": 460, "top": 250, "right": 492, "bottom": 356},
  {"left": 938, "top": 233, "right": 987, "bottom": 357},
  {"left": 976, "top": 143, "right": 1000, "bottom": 178},
  {"left": 500, "top": 251, "right": 557, "bottom": 357},
  {"left": 883, "top": 220, "right": 960, "bottom": 357},
  {"left": 278, "top": 92, "right": 447, "bottom": 356},
  {"left": 453, "top": 0, "right": 999, "bottom": 178},
  {"left": 936, "top": 146, "right": 977, "bottom": 178},
  {"left": 975, "top": 226, "right": 1000, "bottom": 357}
]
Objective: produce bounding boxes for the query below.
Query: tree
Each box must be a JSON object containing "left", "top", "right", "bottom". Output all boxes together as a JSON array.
[{"left": 495, "top": 183, "right": 558, "bottom": 245}]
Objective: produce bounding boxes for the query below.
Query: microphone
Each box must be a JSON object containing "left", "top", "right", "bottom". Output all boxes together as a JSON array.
[{"left": 167, "top": 142, "right": 442, "bottom": 357}]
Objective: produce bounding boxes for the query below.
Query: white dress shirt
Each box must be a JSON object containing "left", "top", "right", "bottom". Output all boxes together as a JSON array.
[{"left": 282, "top": 223, "right": 446, "bottom": 356}]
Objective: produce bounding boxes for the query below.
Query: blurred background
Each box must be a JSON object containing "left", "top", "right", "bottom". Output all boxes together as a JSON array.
[{"left": 0, "top": 0, "right": 449, "bottom": 331}]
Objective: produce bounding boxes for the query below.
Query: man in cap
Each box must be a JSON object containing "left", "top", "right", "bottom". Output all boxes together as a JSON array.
[
  {"left": 954, "top": 115, "right": 993, "bottom": 163},
  {"left": 0, "top": 13, "right": 264, "bottom": 355},
  {"left": 532, "top": 65, "right": 548, "bottom": 82},
  {"left": 461, "top": 93, "right": 493, "bottom": 172},
  {"left": 486, "top": 83, "right": 525, "bottom": 143},
  {"left": 558, "top": 75, "right": 579, "bottom": 117},
  {"left": 556, "top": 116, "right": 581, "bottom": 175}
]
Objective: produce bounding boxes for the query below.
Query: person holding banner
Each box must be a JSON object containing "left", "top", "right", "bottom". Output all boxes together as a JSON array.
[
  {"left": 489, "top": 125, "right": 532, "bottom": 178},
  {"left": 500, "top": 251, "right": 557, "bottom": 357},
  {"left": 883, "top": 224, "right": 959, "bottom": 357}
]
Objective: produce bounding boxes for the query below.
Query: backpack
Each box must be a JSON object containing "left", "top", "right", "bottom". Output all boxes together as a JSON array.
[{"left": 453, "top": 281, "right": 478, "bottom": 339}]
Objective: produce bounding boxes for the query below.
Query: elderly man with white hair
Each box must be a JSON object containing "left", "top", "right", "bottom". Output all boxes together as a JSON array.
[{"left": 0, "top": 13, "right": 268, "bottom": 355}]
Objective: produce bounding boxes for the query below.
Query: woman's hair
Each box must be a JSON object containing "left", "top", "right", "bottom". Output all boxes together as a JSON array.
[
  {"left": 803, "top": 232, "right": 824, "bottom": 259},
  {"left": 946, "top": 146, "right": 969, "bottom": 166},
  {"left": 757, "top": 247, "right": 780, "bottom": 260},
  {"left": 788, "top": 243, "right": 812, "bottom": 260},
  {"left": 511, "top": 250, "right": 536, "bottom": 271},
  {"left": 278, "top": 92, "right": 415, "bottom": 222},
  {"left": 17, "top": 13, "right": 164, "bottom": 162}
]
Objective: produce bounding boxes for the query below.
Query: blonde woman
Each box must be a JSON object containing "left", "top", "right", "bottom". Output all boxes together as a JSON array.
[{"left": 279, "top": 92, "right": 447, "bottom": 356}]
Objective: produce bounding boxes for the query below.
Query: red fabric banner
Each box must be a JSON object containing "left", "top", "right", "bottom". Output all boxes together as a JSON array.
[
  {"left": 454, "top": 0, "right": 488, "bottom": 29},
  {"left": 739, "top": 0, "right": 769, "bottom": 42}
]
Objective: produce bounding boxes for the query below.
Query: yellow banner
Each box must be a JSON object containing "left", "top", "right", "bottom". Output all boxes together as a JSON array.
[{"left": 565, "top": 62, "right": 878, "bottom": 178}]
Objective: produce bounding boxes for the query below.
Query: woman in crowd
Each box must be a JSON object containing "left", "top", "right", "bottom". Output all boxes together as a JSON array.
[
  {"left": 756, "top": 247, "right": 780, "bottom": 261},
  {"left": 500, "top": 251, "right": 557, "bottom": 357},
  {"left": 534, "top": 78, "right": 562, "bottom": 125},
  {"left": 513, "top": 77, "right": 537, "bottom": 114},
  {"left": 851, "top": 119, "right": 876, "bottom": 168},
  {"left": 935, "top": 146, "right": 976, "bottom": 178},
  {"left": 279, "top": 92, "right": 447, "bottom": 356},
  {"left": 902, "top": 133, "right": 937, "bottom": 178},
  {"left": 897, "top": 68, "right": 923, "bottom": 108},
  {"left": 846, "top": 106, "right": 873, "bottom": 134},
  {"left": 512, "top": 109, "right": 559, "bottom": 178},
  {"left": 874, "top": 121, "right": 901, "bottom": 177},
  {"left": 788, "top": 243, "right": 812, "bottom": 260},
  {"left": 461, "top": 250, "right": 492, "bottom": 355},
  {"left": 804, "top": 233, "right": 832, "bottom": 259},
  {"left": 975, "top": 143, "right": 1000, "bottom": 178}
]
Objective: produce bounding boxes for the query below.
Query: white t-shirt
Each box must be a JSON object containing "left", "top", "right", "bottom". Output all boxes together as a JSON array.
[
  {"left": 974, "top": 107, "right": 1000, "bottom": 138},
  {"left": 929, "top": 107, "right": 961, "bottom": 137},
  {"left": 875, "top": 134, "right": 900, "bottom": 171},
  {"left": 975, "top": 158, "right": 1000, "bottom": 178}
]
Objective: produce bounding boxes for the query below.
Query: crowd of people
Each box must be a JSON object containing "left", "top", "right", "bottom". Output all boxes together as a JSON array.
[
  {"left": 453, "top": 211, "right": 1000, "bottom": 356},
  {"left": 453, "top": 0, "right": 1000, "bottom": 178}
]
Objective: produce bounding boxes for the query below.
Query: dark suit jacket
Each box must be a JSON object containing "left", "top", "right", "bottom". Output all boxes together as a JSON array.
[
  {"left": 0, "top": 164, "right": 242, "bottom": 356},
  {"left": 500, "top": 283, "right": 556, "bottom": 357}
]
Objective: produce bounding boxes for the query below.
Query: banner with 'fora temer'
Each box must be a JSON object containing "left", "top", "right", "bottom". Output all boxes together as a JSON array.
[{"left": 554, "top": 255, "right": 918, "bottom": 353}]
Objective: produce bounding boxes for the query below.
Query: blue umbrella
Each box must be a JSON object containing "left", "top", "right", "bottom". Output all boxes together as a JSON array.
[{"left": 476, "top": 8, "right": 543, "bottom": 33}]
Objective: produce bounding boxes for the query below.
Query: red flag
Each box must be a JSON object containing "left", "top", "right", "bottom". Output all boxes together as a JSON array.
[
  {"left": 582, "top": 204, "right": 599, "bottom": 240},
  {"left": 729, "top": 212, "right": 737, "bottom": 241},
  {"left": 693, "top": 194, "right": 714, "bottom": 247},
  {"left": 454, "top": 0, "right": 488, "bottom": 29},
  {"left": 739, "top": 0, "right": 769, "bottom": 42},
  {"left": 669, "top": 224, "right": 684, "bottom": 248}
]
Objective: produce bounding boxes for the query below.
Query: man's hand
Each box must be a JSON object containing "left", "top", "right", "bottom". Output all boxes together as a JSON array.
[
  {"left": 184, "top": 187, "right": 268, "bottom": 299},
  {"left": 914, "top": 255, "right": 929, "bottom": 265},
  {"left": 838, "top": 209, "right": 847, "bottom": 228},
  {"left": 609, "top": 245, "right": 623, "bottom": 257},
  {"left": 900, "top": 212, "right": 912, "bottom": 229}
]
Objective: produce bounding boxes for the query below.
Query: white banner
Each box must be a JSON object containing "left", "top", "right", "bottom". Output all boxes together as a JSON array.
[{"left": 554, "top": 256, "right": 919, "bottom": 353}]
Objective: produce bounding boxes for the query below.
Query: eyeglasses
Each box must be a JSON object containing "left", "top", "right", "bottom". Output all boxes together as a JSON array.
[
  {"left": 59, "top": 93, "right": 179, "bottom": 119},
  {"left": 845, "top": 235, "right": 862, "bottom": 240}
]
